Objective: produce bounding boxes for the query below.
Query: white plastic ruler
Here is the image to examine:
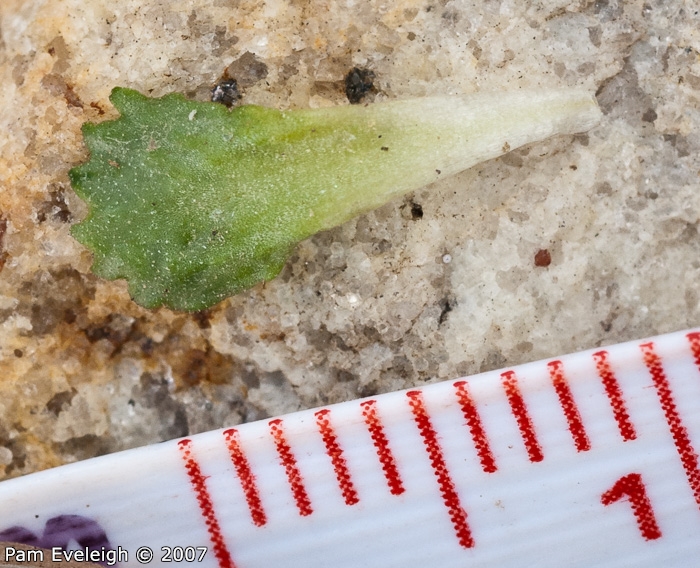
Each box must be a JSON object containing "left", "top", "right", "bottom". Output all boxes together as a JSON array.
[{"left": 1, "top": 328, "right": 700, "bottom": 567}]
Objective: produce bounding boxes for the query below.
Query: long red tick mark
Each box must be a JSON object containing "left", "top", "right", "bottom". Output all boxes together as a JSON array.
[
  {"left": 407, "top": 390, "right": 474, "bottom": 548},
  {"left": 641, "top": 342, "right": 700, "bottom": 509},
  {"left": 178, "top": 439, "right": 236, "bottom": 568},
  {"left": 686, "top": 331, "right": 700, "bottom": 372}
]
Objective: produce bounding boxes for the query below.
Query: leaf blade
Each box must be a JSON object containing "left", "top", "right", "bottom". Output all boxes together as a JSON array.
[{"left": 70, "top": 87, "right": 601, "bottom": 310}]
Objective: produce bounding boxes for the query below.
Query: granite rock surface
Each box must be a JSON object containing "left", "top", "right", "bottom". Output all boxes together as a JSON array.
[{"left": 0, "top": 0, "right": 699, "bottom": 478}]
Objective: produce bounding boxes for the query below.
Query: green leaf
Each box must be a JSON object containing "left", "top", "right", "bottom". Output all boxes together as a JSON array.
[{"left": 69, "top": 87, "right": 601, "bottom": 311}]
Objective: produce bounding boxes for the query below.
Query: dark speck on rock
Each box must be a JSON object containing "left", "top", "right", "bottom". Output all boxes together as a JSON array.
[
  {"left": 345, "top": 67, "right": 376, "bottom": 104},
  {"left": 534, "top": 249, "right": 552, "bottom": 267},
  {"left": 411, "top": 201, "right": 423, "bottom": 220},
  {"left": 211, "top": 79, "right": 241, "bottom": 108}
]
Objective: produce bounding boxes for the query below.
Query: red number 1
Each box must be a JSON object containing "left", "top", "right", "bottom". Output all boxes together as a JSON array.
[{"left": 601, "top": 473, "right": 662, "bottom": 541}]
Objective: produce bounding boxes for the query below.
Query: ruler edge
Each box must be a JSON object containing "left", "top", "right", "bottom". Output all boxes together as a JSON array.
[{"left": 0, "top": 326, "right": 697, "bottom": 493}]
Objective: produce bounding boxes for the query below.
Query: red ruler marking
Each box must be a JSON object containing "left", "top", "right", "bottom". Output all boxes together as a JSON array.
[
  {"left": 453, "top": 381, "right": 497, "bottom": 473},
  {"left": 601, "top": 473, "right": 662, "bottom": 541},
  {"left": 592, "top": 350, "right": 637, "bottom": 442},
  {"left": 314, "top": 409, "right": 360, "bottom": 506},
  {"left": 269, "top": 418, "right": 313, "bottom": 516},
  {"left": 640, "top": 342, "right": 700, "bottom": 508},
  {"left": 177, "top": 439, "right": 236, "bottom": 568},
  {"left": 359, "top": 400, "right": 405, "bottom": 495},
  {"left": 547, "top": 361, "right": 591, "bottom": 452},
  {"left": 406, "top": 390, "right": 474, "bottom": 549},
  {"left": 687, "top": 331, "right": 700, "bottom": 369},
  {"left": 222, "top": 428, "right": 267, "bottom": 527},
  {"left": 501, "top": 371, "right": 544, "bottom": 463}
]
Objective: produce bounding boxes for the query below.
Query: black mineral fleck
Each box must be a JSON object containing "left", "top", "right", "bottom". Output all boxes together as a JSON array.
[
  {"left": 345, "top": 67, "right": 376, "bottom": 104},
  {"left": 211, "top": 79, "right": 241, "bottom": 108}
]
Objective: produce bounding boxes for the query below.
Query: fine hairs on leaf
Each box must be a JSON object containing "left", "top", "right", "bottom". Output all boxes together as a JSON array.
[{"left": 69, "top": 87, "right": 601, "bottom": 311}]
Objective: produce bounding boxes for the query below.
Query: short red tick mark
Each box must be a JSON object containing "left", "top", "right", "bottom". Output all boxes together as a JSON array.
[
  {"left": 360, "top": 400, "right": 405, "bottom": 495},
  {"left": 222, "top": 428, "right": 267, "bottom": 526},
  {"left": 315, "top": 409, "right": 360, "bottom": 506},
  {"left": 453, "top": 381, "right": 497, "bottom": 473},
  {"left": 269, "top": 418, "right": 313, "bottom": 516},
  {"left": 501, "top": 371, "right": 544, "bottom": 463},
  {"left": 547, "top": 361, "right": 591, "bottom": 452},
  {"left": 592, "top": 350, "right": 637, "bottom": 442}
]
